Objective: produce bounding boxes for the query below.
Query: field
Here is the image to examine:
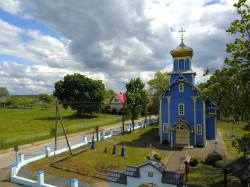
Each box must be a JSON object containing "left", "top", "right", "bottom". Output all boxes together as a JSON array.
[
  {"left": 0, "top": 105, "right": 122, "bottom": 150},
  {"left": 217, "top": 122, "right": 247, "bottom": 158},
  {"left": 23, "top": 123, "right": 165, "bottom": 185}
]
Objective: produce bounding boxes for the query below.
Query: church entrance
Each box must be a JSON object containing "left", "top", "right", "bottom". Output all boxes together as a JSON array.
[
  {"left": 170, "top": 119, "right": 193, "bottom": 148},
  {"left": 176, "top": 130, "right": 189, "bottom": 145}
]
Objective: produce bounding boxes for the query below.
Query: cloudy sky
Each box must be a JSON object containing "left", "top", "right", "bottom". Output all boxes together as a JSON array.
[{"left": 0, "top": 0, "right": 244, "bottom": 95}]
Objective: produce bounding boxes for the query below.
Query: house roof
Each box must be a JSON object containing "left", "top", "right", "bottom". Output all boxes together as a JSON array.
[
  {"left": 117, "top": 94, "right": 126, "bottom": 103},
  {"left": 222, "top": 156, "right": 250, "bottom": 182},
  {"left": 106, "top": 170, "right": 127, "bottom": 184},
  {"left": 162, "top": 170, "right": 182, "bottom": 185},
  {"left": 170, "top": 41, "right": 194, "bottom": 58},
  {"left": 125, "top": 165, "right": 140, "bottom": 178},
  {"left": 139, "top": 159, "right": 166, "bottom": 173}
]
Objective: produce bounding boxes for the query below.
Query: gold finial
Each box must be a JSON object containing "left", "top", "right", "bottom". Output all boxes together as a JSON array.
[{"left": 179, "top": 28, "right": 186, "bottom": 42}]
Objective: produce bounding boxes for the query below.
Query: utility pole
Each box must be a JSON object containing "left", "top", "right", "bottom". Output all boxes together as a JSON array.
[{"left": 122, "top": 104, "right": 125, "bottom": 136}]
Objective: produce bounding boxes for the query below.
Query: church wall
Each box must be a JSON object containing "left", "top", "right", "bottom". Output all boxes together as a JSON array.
[
  {"left": 170, "top": 74, "right": 193, "bottom": 84},
  {"left": 196, "top": 99, "right": 205, "bottom": 144},
  {"left": 206, "top": 107, "right": 216, "bottom": 140},
  {"left": 161, "top": 98, "right": 169, "bottom": 142}
]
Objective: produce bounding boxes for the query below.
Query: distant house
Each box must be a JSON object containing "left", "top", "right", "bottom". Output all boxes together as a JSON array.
[
  {"left": 0, "top": 96, "right": 7, "bottom": 108},
  {"left": 109, "top": 93, "right": 126, "bottom": 112},
  {"left": 104, "top": 99, "right": 111, "bottom": 109}
]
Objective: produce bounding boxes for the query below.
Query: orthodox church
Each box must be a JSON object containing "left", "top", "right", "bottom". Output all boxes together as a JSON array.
[{"left": 159, "top": 34, "right": 217, "bottom": 148}]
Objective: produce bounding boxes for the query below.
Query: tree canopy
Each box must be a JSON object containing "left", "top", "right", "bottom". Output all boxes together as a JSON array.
[
  {"left": 53, "top": 73, "right": 105, "bottom": 116},
  {"left": 147, "top": 71, "right": 169, "bottom": 114},
  {"left": 105, "top": 90, "right": 116, "bottom": 99},
  {"left": 125, "top": 77, "right": 149, "bottom": 131},
  {"left": 38, "top": 94, "right": 54, "bottom": 103},
  {"left": 0, "top": 87, "right": 9, "bottom": 97}
]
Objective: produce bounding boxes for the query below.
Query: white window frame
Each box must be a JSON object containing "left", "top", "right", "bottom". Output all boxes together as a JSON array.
[
  {"left": 179, "top": 83, "right": 184, "bottom": 92},
  {"left": 179, "top": 103, "right": 184, "bottom": 115},
  {"left": 163, "top": 123, "right": 168, "bottom": 133},
  {"left": 197, "top": 124, "right": 202, "bottom": 135}
]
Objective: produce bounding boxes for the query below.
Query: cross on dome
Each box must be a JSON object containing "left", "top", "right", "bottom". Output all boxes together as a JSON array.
[{"left": 179, "top": 28, "right": 186, "bottom": 41}]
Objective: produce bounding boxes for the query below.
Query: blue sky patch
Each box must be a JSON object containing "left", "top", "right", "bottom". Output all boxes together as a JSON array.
[
  {"left": 0, "top": 8, "right": 61, "bottom": 39},
  {"left": 0, "top": 55, "right": 37, "bottom": 66},
  {"left": 204, "top": 0, "right": 220, "bottom": 6}
]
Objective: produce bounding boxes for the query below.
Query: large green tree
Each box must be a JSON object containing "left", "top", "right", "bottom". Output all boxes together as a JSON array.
[
  {"left": 125, "top": 77, "right": 150, "bottom": 131},
  {"left": 38, "top": 94, "right": 54, "bottom": 103},
  {"left": 147, "top": 71, "right": 169, "bottom": 114},
  {"left": 53, "top": 73, "right": 105, "bottom": 116},
  {"left": 105, "top": 90, "right": 116, "bottom": 99},
  {"left": 0, "top": 87, "right": 9, "bottom": 97}
]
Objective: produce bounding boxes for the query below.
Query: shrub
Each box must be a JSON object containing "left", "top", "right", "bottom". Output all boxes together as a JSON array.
[
  {"left": 206, "top": 151, "right": 223, "bottom": 165},
  {"left": 196, "top": 143, "right": 204, "bottom": 148},
  {"left": 153, "top": 154, "right": 161, "bottom": 161},
  {"left": 189, "top": 158, "right": 198, "bottom": 166},
  {"left": 162, "top": 140, "right": 169, "bottom": 145}
]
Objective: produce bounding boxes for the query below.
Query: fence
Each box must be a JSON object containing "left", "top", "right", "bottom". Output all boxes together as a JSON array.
[{"left": 10, "top": 117, "right": 158, "bottom": 187}]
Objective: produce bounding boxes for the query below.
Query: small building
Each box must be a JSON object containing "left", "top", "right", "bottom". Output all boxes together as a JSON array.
[
  {"left": 107, "top": 159, "right": 203, "bottom": 187},
  {"left": 0, "top": 96, "right": 7, "bottom": 108},
  {"left": 109, "top": 93, "right": 126, "bottom": 112},
  {"left": 158, "top": 40, "right": 217, "bottom": 148}
]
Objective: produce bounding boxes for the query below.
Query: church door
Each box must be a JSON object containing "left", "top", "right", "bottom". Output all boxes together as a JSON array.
[{"left": 176, "top": 130, "right": 189, "bottom": 145}]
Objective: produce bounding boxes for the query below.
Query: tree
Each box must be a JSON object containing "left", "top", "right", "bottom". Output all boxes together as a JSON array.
[
  {"left": 0, "top": 87, "right": 9, "bottom": 97},
  {"left": 125, "top": 77, "right": 150, "bottom": 131},
  {"left": 38, "top": 94, "right": 54, "bottom": 103},
  {"left": 53, "top": 73, "right": 105, "bottom": 116},
  {"left": 105, "top": 90, "right": 116, "bottom": 99},
  {"left": 147, "top": 71, "right": 169, "bottom": 114}
]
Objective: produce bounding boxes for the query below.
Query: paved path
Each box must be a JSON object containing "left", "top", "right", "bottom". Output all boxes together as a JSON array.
[{"left": 160, "top": 128, "right": 232, "bottom": 173}]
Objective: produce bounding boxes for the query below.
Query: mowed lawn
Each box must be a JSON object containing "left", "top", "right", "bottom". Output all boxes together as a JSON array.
[
  {"left": 23, "top": 123, "right": 165, "bottom": 184},
  {"left": 217, "top": 122, "right": 247, "bottom": 158},
  {"left": 0, "top": 105, "right": 121, "bottom": 150}
]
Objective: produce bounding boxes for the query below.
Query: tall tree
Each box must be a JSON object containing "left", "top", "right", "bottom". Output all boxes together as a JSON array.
[
  {"left": 0, "top": 87, "right": 9, "bottom": 97},
  {"left": 125, "top": 77, "right": 149, "bottom": 131},
  {"left": 53, "top": 73, "right": 105, "bottom": 116},
  {"left": 147, "top": 71, "right": 169, "bottom": 114},
  {"left": 38, "top": 94, "right": 54, "bottom": 103},
  {"left": 105, "top": 90, "right": 116, "bottom": 99}
]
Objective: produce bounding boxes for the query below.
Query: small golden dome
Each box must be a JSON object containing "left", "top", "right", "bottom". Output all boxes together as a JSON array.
[{"left": 170, "top": 42, "right": 194, "bottom": 58}]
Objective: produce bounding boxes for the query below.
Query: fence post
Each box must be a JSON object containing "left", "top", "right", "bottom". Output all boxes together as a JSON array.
[
  {"left": 37, "top": 171, "right": 44, "bottom": 187},
  {"left": 11, "top": 164, "right": 17, "bottom": 177},
  {"left": 45, "top": 146, "right": 51, "bottom": 157},
  {"left": 110, "top": 129, "right": 113, "bottom": 136},
  {"left": 18, "top": 152, "right": 24, "bottom": 166},
  {"left": 71, "top": 178, "right": 78, "bottom": 187},
  {"left": 98, "top": 132, "right": 101, "bottom": 141},
  {"left": 101, "top": 131, "right": 105, "bottom": 140},
  {"left": 83, "top": 136, "right": 87, "bottom": 144},
  {"left": 120, "top": 126, "right": 122, "bottom": 133}
]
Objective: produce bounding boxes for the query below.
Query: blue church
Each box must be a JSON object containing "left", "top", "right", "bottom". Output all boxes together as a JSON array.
[{"left": 158, "top": 39, "right": 217, "bottom": 148}]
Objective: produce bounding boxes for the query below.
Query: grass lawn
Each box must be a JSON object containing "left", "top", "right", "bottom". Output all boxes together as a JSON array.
[
  {"left": 0, "top": 105, "right": 123, "bottom": 150},
  {"left": 23, "top": 123, "right": 165, "bottom": 184},
  {"left": 188, "top": 158, "right": 238, "bottom": 187},
  {"left": 217, "top": 122, "right": 247, "bottom": 158}
]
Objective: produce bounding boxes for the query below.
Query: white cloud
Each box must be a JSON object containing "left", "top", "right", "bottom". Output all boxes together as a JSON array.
[{"left": 0, "top": 0, "right": 245, "bottom": 95}]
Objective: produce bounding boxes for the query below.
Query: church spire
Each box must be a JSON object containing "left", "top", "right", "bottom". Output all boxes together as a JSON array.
[{"left": 178, "top": 28, "right": 186, "bottom": 42}]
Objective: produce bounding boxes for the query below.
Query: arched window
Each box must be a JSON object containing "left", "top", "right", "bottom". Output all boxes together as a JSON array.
[
  {"left": 179, "top": 104, "right": 184, "bottom": 115},
  {"left": 179, "top": 83, "right": 184, "bottom": 92},
  {"left": 197, "top": 124, "right": 202, "bottom": 135},
  {"left": 163, "top": 123, "right": 168, "bottom": 133},
  {"left": 179, "top": 59, "right": 184, "bottom": 70}
]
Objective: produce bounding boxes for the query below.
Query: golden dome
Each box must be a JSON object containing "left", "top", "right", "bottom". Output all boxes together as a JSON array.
[{"left": 170, "top": 42, "right": 194, "bottom": 58}]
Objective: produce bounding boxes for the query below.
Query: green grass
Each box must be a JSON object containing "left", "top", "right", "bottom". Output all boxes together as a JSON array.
[
  {"left": 23, "top": 124, "right": 165, "bottom": 183},
  {"left": 0, "top": 105, "right": 123, "bottom": 150},
  {"left": 217, "top": 121, "right": 247, "bottom": 158},
  {"left": 188, "top": 158, "right": 238, "bottom": 187}
]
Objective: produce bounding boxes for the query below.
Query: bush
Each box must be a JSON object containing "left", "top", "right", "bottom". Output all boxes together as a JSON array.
[
  {"left": 206, "top": 151, "right": 223, "bottom": 165},
  {"left": 196, "top": 143, "right": 204, "bottom": 148},
  {"left": 153, "top": 154, "right": 161, "bottom": 161},
  {"left": 162, "top": 140, "right": 169, "bottom": 145},
  {"left": 189, "top": 158, "right": 198, "bottom": 166}
]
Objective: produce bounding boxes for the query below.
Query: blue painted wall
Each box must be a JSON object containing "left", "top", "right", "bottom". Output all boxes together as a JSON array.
[
  {"left": 179, "top": 59, "right": 184, "bottom": 70},
  {"left": 206, "top": 101, "right": 216, "bottom": 140},
  {"left": 174, "top": 59, "right": 178, "bottom": 71},
  {"left": 170, "top": 74, "right": 193, "bottom": 84},
  {"left": 185, "top": 59, "right": 189, "bottom": 70}
]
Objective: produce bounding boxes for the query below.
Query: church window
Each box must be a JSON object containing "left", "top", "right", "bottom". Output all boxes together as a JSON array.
[
  {"left": 197, "top": 124, "right": 202, "bottom": 135},
  {"left": 179, "top": 104, "right": 184, "bottom": 115},
  {"left": 179, "top": 83, "right": 184, "bottom": 92},
  {"left": 163, "top": 123, "right": 168, "bottom": 133}
]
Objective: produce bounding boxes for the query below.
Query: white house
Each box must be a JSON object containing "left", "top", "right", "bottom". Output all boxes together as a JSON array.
[
  {"left": 107, "top": 159, "right": 203, "bottom": 187},
  {"left": 109, "top": 93, "right": 126, "bottom": 112}
]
